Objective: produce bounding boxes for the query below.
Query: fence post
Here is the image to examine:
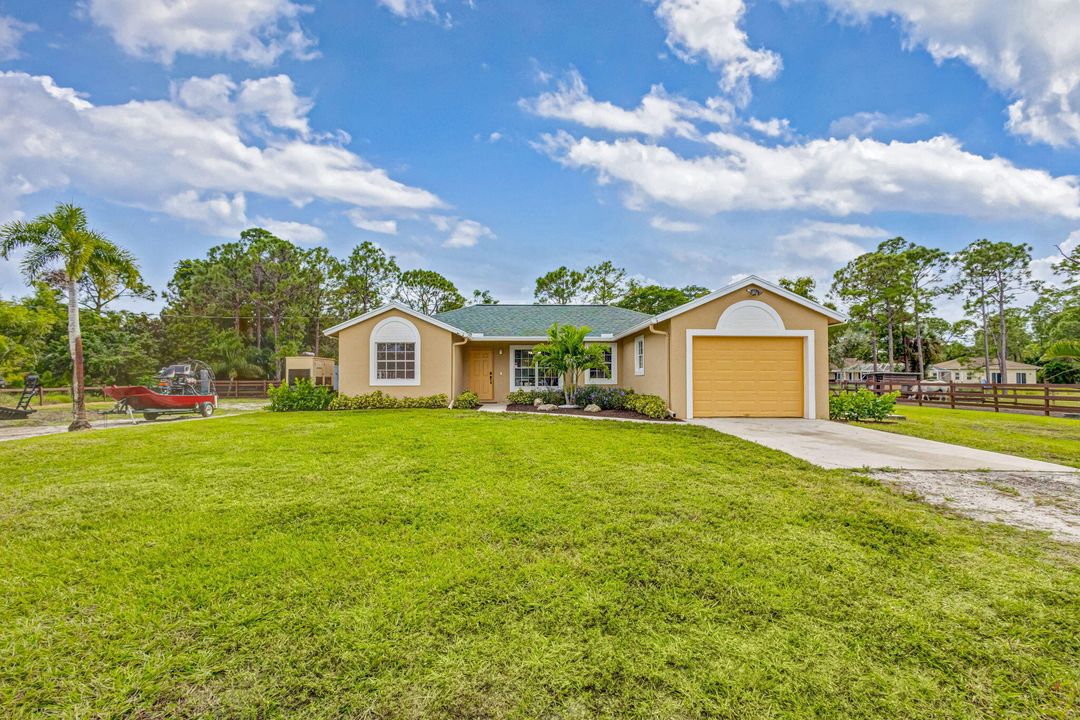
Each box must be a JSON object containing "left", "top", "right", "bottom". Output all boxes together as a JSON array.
[
  {"left": 992, "top": 384, "right": 999, "bottom": 412},
  {"left": 1044, "top": 383, "right": 1051, "bottom": 416},
  {"left": 917, "top": 381, "right": 923, "bottom": 406},
  {"left": 949, "top": 381, "right": 955, "bottom": 409}
]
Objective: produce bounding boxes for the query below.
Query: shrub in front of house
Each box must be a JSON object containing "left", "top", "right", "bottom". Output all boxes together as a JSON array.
[
  {"left": 507, "top": 388, "right": 564, "bottom": 405},
  {"left": 454, "top": 390, "right": 480, "bottom": 409},
  {"left": 829, "top": 388, "right": 899, "bottom": 421},
  {"left": 268, "top": 379, "right": 335, "bottom": 412},
  {"left": 328, "top": 390, "right": 449, "bottom": 411},
  {"left": 574, "top": 385, "right": 634, "bottom": 410},
  {"left": 624, "top": 393, "right": 669, "bottom": 419}
]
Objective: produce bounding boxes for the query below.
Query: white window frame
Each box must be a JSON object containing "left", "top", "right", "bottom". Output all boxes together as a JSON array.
[
  {"left": 509, "top": 345, "right": 562, "bottom": 391},
  {"left": 1016, "top": 372, "right": 1027, "bottom": 384},
  {"left": 369, "top": 317, "right": 421, "bottom": 386},
  {"left": 634, "top": 335, "right": 645, "bottom": 376},
  {"left": 991, "top": 371, "right": 1003, "bottom": 384},
  {"left": 585, "top": 343, "right": 617, "bottom": 385}
]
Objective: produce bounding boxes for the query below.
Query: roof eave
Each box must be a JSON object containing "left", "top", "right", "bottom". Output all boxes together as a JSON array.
[
  {"left": 614, "top": 274, "right": 848, "bottom": 339},
  {"left": 323, "top": 301, "right": 468, "bottom": 337}
]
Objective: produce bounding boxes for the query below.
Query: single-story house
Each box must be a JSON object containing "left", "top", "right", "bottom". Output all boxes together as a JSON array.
[
  {"left": 928, "top": 358, "right": 1040, "bottom": 384},
  {"left": 830, "top": 358, "right": 905, "bottom": 382},
  {"left": 324, "top": 275, "right": 846, "bottom": 419}
]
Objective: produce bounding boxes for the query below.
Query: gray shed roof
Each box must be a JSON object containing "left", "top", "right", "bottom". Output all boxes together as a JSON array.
[{"left": 433, "top": 304, "right": 650, "bottom": 338}]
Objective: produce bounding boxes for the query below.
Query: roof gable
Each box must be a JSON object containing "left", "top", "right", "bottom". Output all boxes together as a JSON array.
[
  {"left": 615, "top": 275, "right": 847, "bottom": 338},
  {"left": 323, "top": 301, "right": 466, "bottom": 337}
]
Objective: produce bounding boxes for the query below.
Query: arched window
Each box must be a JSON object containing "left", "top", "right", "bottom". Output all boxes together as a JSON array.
[{"left": 370, "top": 317, "right": 421, "bottom": 386}]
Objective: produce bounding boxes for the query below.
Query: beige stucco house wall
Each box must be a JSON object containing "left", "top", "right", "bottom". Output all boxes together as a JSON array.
[
  {"left": 334, "top": 309, "right": 456, "bottom": 398},
  {"left": 325, "top": 277, "right": 844, "bottom": 418},
  {"left": 665, "top": 284, "right": 832, "bottom": 419}
]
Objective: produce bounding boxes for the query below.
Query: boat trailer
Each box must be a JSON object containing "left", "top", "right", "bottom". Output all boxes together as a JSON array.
[
  {"left": 0, "top": 374, "right": 40, "bottom": 420},
  {"left": 102, "top": 360, "right": 218, "bottom": 423}
]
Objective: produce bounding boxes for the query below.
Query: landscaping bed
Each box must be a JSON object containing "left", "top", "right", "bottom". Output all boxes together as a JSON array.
[{"left": 506, "top": 403, "right": 680, "bottom": 421}]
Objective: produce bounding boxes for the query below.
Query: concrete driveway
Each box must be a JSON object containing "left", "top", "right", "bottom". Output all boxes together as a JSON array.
[{"left": 688, "top": 418, "right": 1075, "bottom": 471}]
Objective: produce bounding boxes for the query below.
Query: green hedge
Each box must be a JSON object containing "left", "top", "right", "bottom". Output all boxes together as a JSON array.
[
  {"left": 624, "top": 393, "right": 669, "bottom": 419},
  {"left": 829, "top": 388, "right": 900, "bottom": 421},
  {"left": 268, "top": 380, "right": 335, "bottom": 412},
  {"left": 454, "top": 390, "right": 481, "bottom": 409},
  {"left": 507, "top": 388, "right": 564, "bottom": 406},
  {"left": 328, "top": 390, "right": 448, "bottom": 411},
  {"left": 573, "top": 385, "right": 634, "bottom": 410}
]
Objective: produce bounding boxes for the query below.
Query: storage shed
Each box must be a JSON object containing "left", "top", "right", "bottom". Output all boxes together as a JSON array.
[{"left": 285, "top": 355, "right": 335, "bottom": 386}]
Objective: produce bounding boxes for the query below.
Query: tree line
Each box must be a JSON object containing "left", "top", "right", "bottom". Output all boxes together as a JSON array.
[
  {"left": 3, "top": 204, "right": 1079, "bottom": 430},
  {"left": 825, "top": 237, "right": 1079, "bottom": 383}
]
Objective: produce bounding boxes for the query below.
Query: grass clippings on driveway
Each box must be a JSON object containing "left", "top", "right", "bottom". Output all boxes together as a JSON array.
[
  {"left": 1, "top": 410, "right": 1078, "bottom": 718},
  {"left": 854, "top": 405, "right": 1080, "bottom": 468}
]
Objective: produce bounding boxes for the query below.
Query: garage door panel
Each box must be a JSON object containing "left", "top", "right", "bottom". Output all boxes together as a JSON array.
[{"left": 692, "top": 336, "right": 803, "bottom": 417}]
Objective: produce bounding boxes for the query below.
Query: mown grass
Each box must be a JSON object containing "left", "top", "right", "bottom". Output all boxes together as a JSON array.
[
  {"left": 855, "top": 405, "right": 1080, "bottom": 468},
  {"left": 1, "top": 410, "right": 1078, "bottom": 718}
]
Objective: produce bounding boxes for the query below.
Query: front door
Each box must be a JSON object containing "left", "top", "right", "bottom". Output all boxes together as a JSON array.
[{"left": 468, "top": 349, "right": 494, "bottom": 400}]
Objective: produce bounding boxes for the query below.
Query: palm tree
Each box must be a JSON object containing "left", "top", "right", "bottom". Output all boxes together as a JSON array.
[
  {"left": 208, "top": 330, "right": 264, "bottom": 382},
  {"left": 1043, "top": 340, "right": 1080, "bottom": 361},
  {"left": 1, "top": 203, "right": 141, "bottom": 430},
  {"left": 532, "top": 323, "right": 610, "bottom": 405}
]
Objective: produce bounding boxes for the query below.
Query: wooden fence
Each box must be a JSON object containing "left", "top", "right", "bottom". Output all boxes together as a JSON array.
[
  {"left": 831, "top": 380, "right": 1080, "bottom": 417},
  {"left": 0, "top": 380, "right": 281, "bottom": 406}
]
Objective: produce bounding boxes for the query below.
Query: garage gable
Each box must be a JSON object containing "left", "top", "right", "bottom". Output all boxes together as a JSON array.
[{"left": 658, "top": 277, "right": 836, "bottom": 420}]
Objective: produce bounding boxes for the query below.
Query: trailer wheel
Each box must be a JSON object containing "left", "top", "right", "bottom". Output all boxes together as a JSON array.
[
  {"left": 142, "top": 412, "right": 159, "bottom": 422},
  {"left": 200, "top": 402, "right": 215, "bottom": 417}
]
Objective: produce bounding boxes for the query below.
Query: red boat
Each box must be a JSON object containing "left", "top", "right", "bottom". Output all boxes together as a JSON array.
[{"left": 103, "top": 361, "right": 217, "bottom": 421}]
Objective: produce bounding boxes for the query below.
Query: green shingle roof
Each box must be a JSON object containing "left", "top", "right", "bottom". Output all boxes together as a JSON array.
[{"left": 433, "top": 304, "right": 650, "bottom": 338}]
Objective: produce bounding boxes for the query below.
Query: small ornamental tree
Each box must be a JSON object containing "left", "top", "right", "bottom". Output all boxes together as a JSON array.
[{"left": 531, "top": 323, "right": 609, "bottom": 406}]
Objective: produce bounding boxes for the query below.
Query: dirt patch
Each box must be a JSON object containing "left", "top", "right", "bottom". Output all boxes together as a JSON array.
[
  {"left": 874, "top": 469, "right": 1080, "bottom": 542},
  {"left": 506, "top": 404, "right": 679, "bottom": 422}
]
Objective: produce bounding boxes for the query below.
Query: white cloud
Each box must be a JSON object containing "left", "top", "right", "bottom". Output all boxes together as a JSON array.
[
  {"left": 816, "top": 0, "right": 1080, "bottom": 146},
  {"left": 0, "top": 71, "right": 443, "bottom": 235},
  {"left": 161, "top": 191, "right": 249, "bottom": 231},
  {"left": 521, "top": 69, "right": 733, "bottom": 139},
  {"left": 1031, "top": 230, "right": 1080, "bottom": 285},
  {"left": 0, "top": 15, "right": 35, "bottom": 61},
  {"left": 256, "top": 218, "right": 326, "bottom": 244},
  {"left": 173, "top": 74, "right": 313, "bottom": 135},
  {"left": 650, "top": 215, "right": 702, "bottom": 233},
  {"left": 774, "top": 220, "right": 888, "bottom": 262},
  {"left": 347, "top": 209, "right": 399, "bottom": 235},
  {"left": 83, "top": 0, "right": 316, "bottom": 65},
  {"left": 378, "top": 0, "right": 438, "bottom": 20},
  {"left": 746, "top": 116, "right": 792, "bottom": 138},
  {"left": 655, "top": 0, "right": 782, "bottom": 102},
  {"left": 430, "top": 216, "right": 495, "bottom": 248},
  {"left": 540, "top": 130, "right": 1080, "bottom": 219},
  {"left": 828, "top": 111, "right": 929, "bottom": 138}
]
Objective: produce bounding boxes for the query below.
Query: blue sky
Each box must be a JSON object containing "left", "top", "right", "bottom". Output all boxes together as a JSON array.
[{"left": 1, "top": 0, "right": 1078, "bottom": 314}]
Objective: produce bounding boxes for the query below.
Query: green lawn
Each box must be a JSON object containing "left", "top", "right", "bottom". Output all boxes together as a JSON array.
[
  {"left": 855, "top": 405, "right": 1080, "bottom": 468},
  {"left": 1, "top": 411, "right": 1078, "bottom": 718}
]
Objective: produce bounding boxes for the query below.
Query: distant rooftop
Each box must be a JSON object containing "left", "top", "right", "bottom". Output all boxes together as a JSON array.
[{"left": 433, "top": 304, "right": 650, "bottom": 338}]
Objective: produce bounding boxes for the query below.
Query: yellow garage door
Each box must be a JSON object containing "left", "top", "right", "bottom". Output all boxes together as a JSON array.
[{"left": 692, "top": 336, "right": 804, "bottom": 417}]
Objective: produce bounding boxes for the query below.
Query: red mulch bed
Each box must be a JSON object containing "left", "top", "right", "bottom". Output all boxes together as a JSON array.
[{"left": 506, "top": 404, "right": 680, "bottom": 422}]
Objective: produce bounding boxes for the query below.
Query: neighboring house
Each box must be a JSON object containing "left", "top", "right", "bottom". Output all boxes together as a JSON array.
[
  {"left": 830, "top": 358, "right": 904, "bottom": 382},
  {"left": 324, "top": 275, "right": 845, "bottom": 419},
  {"left": 928, "top": 358, "right": 1040, "bottom": 384}
]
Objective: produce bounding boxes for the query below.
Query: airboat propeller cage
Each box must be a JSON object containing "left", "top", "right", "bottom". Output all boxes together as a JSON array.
[{"left": 103, "top": 359, "right": 218, "bottom": 421}]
